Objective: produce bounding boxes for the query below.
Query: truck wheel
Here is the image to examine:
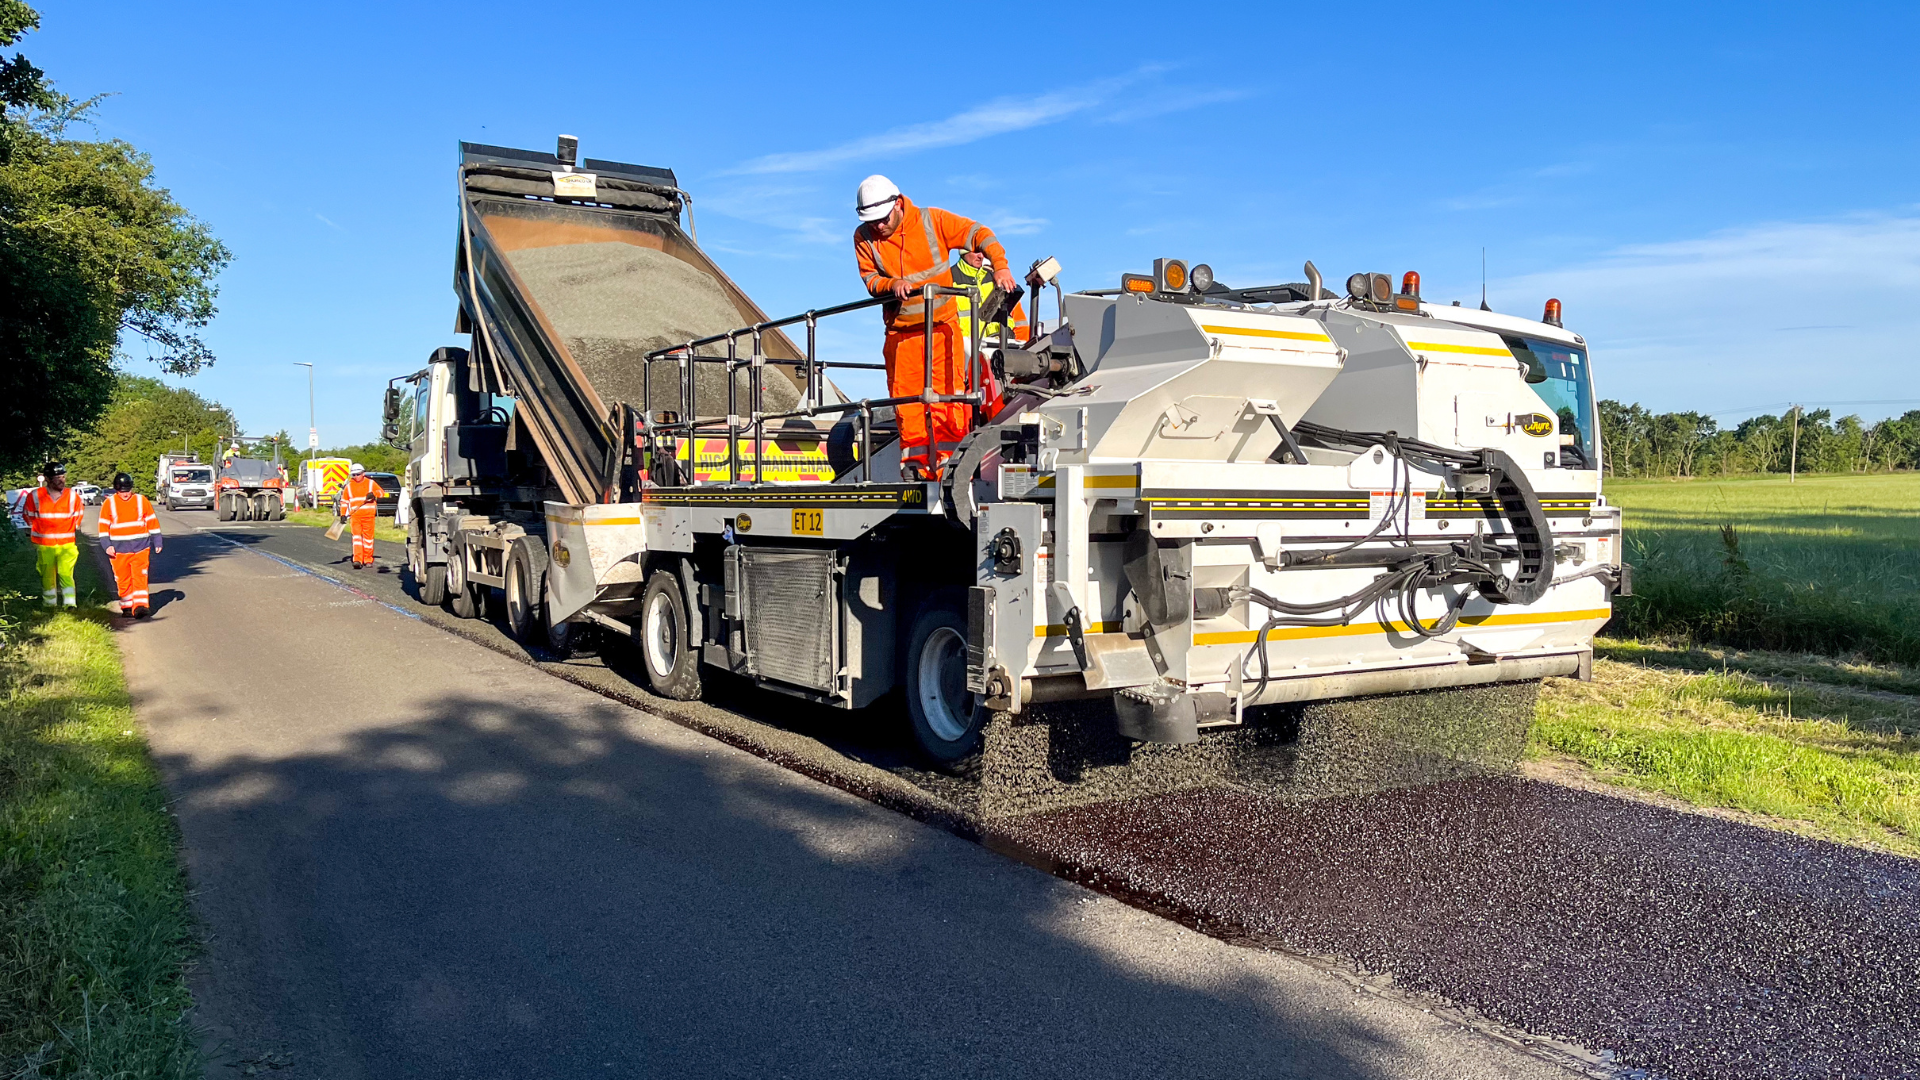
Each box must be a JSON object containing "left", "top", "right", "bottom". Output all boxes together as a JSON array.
[
  {"left": 638, "top": 569, "right": 703, "bottom": 700},
  {"left": 166, "top": 498, "right": 177, "bottom": 512},
  {"left": 504, "top": 538, "right": 548, "bottom": 645},
  {"left": 447, "top": 544, "right": 480, "bottom": 619},
  {"left": 905, "top": 589, "right": 989, "bottom": 764},
  {"left": 421, "top": 564, "right": 448, "bottom": 607}
]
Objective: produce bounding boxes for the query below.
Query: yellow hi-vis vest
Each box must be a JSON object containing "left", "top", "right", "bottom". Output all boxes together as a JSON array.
[{"left": 949, "top": 258, "right": 1028, "bottom": 344}]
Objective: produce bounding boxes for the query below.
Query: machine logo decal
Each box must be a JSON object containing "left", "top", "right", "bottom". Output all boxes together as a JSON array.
[
  {"left": 1516, "top": 412, "right": 1555, "bottom": 437},
  {"left": 735, "top": 513, "right": 753, "bottom": 532}
]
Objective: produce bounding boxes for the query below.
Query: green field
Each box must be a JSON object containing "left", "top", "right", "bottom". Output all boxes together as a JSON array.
[
  {"left": 1604, "top": 472, "right": 1920, "bottom": 664},
  {"left": 1534, "top": 471, "right": 1920, "bottom": 857}
]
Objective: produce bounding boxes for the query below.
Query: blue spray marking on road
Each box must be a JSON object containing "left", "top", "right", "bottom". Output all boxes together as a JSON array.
[{"left": 206, "top": 533, "right": 422, "bottom": 621}]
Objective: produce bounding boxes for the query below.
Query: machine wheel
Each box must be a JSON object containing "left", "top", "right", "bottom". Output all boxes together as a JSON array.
[
  {"left": 503, "top": 537, "right": 548, "bottom": 645},
  {"left": 446, "top": 542, "right": 480, "bottom": 619},
  {"left": 904, "top": 588, "right": 990, "bottom": 764},
  {"left": 215, "top": 493, "right": 235, "bottom": 521},
  {"left": 265, "top": 493, "right": 285, "bottom": 521},
  {"left": 638, "top": 569, "right": 703, "bottom": 700}
]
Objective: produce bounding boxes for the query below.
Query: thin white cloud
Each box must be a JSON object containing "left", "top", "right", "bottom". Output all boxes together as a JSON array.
[
  {"left": 1099, "top": 87, "right": 1255, "bottom": 124},
  {"left": 1489, "top": 214, "right": 1920, "bottom": 420},
  {"left": 727, "top": 67, "right": 1167, "bottom": 175},
  {"left": 993, "top": 215, "right": 1049, "bottom": 237}
]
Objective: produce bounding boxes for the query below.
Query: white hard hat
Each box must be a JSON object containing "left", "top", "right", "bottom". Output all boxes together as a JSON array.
[
  {"left": 349, "top": 462, "right": 365, "bottom": 475},
  {"left": 855, "top": 175, "right": 901, "bottom": 222}
]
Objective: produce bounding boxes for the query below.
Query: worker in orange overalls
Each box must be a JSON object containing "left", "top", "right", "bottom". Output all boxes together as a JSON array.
[
  {"left": 852, "top": 175, "right": 1017, "bottom": 479},
  {"left": 337, "top": 462, "right": 387, "bottom": 569},
  {"left": 98, "top": 472, "right": 162, "bottom": 618},
  {"left": 23, "top": 462, "right": 84, "bottom": 607}
]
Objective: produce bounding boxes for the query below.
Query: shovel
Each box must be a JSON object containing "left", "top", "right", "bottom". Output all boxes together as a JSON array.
[{"left": 325, "top": 515, "right": 345, "bottom": 541}]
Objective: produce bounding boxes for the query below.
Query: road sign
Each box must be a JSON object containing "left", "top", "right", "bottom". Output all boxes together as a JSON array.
[{"left": 308, "top": 428, "right": 319, "bottom": 449}]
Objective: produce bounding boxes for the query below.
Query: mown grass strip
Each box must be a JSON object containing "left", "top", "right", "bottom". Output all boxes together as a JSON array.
[
  {"left": 0, "top": 531, "right": 201, "bottom": 1078},
  {"left": 1536, "top": 657, "right": 1920, "bottom": 858},
  {"left": 282, "top": 507, "right": 406, "bottom": 544},
  {"left": 1597, "top": 637, "right": 1920, "bottom": 696}
]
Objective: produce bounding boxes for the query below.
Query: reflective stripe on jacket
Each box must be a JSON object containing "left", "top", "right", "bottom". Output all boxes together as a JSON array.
[
  {"left": 99, "top": 492, "right": 161, "bottom": 553},
  {"left": 949, "top": 257, "right": 1030, "bottom": 341},
  {"left": 24, "top": 487, "right": 83, "bottom": 546},
  {"left": 853, "top": 197, "right": 1009, "bottom": 331},
  {"left": 339, "top": 477, "right": 387, "bottom": 515}
]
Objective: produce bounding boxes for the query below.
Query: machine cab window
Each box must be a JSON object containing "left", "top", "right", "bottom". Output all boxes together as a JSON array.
[{"left": 1504, "top": 336, "right": 1597, "bottom": 469}]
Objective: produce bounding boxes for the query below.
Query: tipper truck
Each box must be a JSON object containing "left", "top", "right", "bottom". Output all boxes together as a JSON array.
[{"left": 393, "top": 137, "right": 1628, "bottom": 764}]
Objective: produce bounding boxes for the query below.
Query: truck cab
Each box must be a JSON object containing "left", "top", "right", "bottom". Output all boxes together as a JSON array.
[{"left": 164, "top": 462, "right": 215, "bottom": 511}]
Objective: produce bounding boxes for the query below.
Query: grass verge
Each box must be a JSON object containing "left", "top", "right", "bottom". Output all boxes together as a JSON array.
[
  {"left": 0, "top": 533, "right": 201, "bottom": 1078},
  {"left": 283, "top": 507, "right": 406, "bottom": 544},
  {"left": 1535, "top": 644, "right": 1920, "bottom": 858},
  {"left": 1605, "top": 472, "right": 1920, "bottom": 664}
]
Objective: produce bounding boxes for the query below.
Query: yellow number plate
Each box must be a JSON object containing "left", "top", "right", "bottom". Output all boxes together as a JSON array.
[{"left": 791, "top": 508, "right": 824, "bottom": 536}]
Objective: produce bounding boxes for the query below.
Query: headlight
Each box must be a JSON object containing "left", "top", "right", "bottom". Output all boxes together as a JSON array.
[{"left": 1190, "top": 263, "right": 1214, "bottom": 292}]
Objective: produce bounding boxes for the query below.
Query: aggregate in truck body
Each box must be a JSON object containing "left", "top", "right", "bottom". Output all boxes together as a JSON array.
[{"left": 394, "top": 139, "right": 1627, "bottom": 766}]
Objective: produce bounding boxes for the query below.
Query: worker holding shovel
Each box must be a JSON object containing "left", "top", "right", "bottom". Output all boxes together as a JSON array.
[{"left": 335, "top": 463, "right": 387, "bottom": 569}]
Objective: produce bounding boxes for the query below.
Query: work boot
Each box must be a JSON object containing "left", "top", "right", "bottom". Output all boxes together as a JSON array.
[
  {"left": 133, "top": 606, "right": 151, "bottom": 619},
  {"left": 62, "top": 592, "right": 77, "bottom": 608}
]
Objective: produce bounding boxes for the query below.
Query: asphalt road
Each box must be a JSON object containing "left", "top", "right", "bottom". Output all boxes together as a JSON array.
[{"left": 113, "top": 506, "right": 1572, "bottom": 1079}]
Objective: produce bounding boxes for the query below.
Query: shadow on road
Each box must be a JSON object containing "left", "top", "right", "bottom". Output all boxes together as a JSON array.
[{"left": 156, "top": 691, "right": 1452, "bottom": 1080}]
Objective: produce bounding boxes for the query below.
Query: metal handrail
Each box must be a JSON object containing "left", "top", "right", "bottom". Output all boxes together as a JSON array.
[{"left": 639, "top": 282, "right": 991, "bottom": 487}]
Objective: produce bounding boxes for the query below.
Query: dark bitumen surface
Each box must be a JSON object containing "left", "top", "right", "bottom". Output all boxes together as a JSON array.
[
  {"left": 994, "top": 779, "right": 1920, "bottom": 1080},
  {"left": 185, "top": 513, "right": 1920, "bottom": 1080}
]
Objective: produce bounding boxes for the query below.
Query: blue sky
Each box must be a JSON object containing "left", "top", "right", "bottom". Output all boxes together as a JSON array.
[{"left": 25, "top": 1, "right": 1920, "bottom": 444}]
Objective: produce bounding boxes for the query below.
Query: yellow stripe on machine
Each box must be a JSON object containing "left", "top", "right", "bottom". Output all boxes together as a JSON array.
[
  {"left": 1199, "top": 324, "right": 1333, "bottom": 343},
  {"left": 1035, "top": 621, "right": 1113, "bottom": 637},
  {"left": 1034, "top": 474, "right": 1138, "bottom": 490},
  {"left": 1191, "top": 607, "right": 1611, "bottom": 646},
  {"left": 1403, "top": 340, "right": 1514, "bottom": 358}
]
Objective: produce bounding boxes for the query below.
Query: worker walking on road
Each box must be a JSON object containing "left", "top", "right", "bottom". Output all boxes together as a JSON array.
[
  {"left": 852, "top": 175, "right": 1017, "bottom": 479},
  {"left": 338, "top": 463, "right": 387, "bottom": 569},
  {"left": 22, "top": 462, "right": 84, "bottom": 607},
  {"left": 99, "top": 472, "right": 162, "bottom": 618}
]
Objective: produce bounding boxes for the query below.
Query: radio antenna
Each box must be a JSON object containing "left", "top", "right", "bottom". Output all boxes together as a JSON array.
[{"left": 1479, "top": 247, "right": 1490, "bottom": 311}]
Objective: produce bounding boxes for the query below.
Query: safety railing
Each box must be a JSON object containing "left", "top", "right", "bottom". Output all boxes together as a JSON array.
[{"left": 641, "top": 282, "right": 1006, "bottom": 486}]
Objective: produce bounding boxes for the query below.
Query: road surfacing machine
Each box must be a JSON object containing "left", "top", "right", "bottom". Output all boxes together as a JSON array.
[{"left": 393, "top": 137, "right": 1626, "bottom": 799}]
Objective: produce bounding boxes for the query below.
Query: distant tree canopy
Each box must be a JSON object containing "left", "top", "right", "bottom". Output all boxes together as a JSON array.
[
  {"left": 54, "top": 375, "right": 232, "bottom": 496},
  {"left": 305, "top": 442, "right": 410, "bottom": 477},
  {"left": 1599, "top": 402, "right": 1920, "bottom": 478},
  {"left": 0, "top": 2, "right": 230, "bottom": 475}
]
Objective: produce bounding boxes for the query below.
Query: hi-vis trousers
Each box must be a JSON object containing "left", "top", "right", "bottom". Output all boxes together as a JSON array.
[
  {"left": 36, "top": 543, "right": 78, "bottom": 607},
  {"left": 882, "top": 322, "right": 972, "bottom": 475}
]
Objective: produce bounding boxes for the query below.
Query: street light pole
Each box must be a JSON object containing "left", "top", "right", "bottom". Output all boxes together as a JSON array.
[{"left": 293, "top": 362, "right": 315, "bottom": 508}]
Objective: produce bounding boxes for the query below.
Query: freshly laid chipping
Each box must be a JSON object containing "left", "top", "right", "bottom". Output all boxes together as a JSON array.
[{"left": 505, "top": 241, "right": 800, "bottom": 416}]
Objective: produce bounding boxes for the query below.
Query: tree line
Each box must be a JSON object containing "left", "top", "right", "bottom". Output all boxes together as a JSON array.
[
  {"left": 1598, "top": 402, "right": 1920, "bottom": 478},
  {"left": 1, "top": 1, "right": 227, "bottom": 480}
]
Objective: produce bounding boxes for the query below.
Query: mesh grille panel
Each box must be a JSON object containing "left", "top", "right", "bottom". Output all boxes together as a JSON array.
[{"left": 743, "top": 549, "right": 836, "bottom": 691}]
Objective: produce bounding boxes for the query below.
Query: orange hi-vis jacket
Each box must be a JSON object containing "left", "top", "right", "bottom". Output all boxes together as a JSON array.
[
  {"left": 338, "top": 476, "right": 386, "bottom": 516},
  {"left": 99, "top": 491, "right": 161, "bottom": 553},
  {"left": 24, "top": 486, "right": 83, "bottom": 546},
  {"left": 854, "top": 197, "right": 1010, "bottom": 332}
]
